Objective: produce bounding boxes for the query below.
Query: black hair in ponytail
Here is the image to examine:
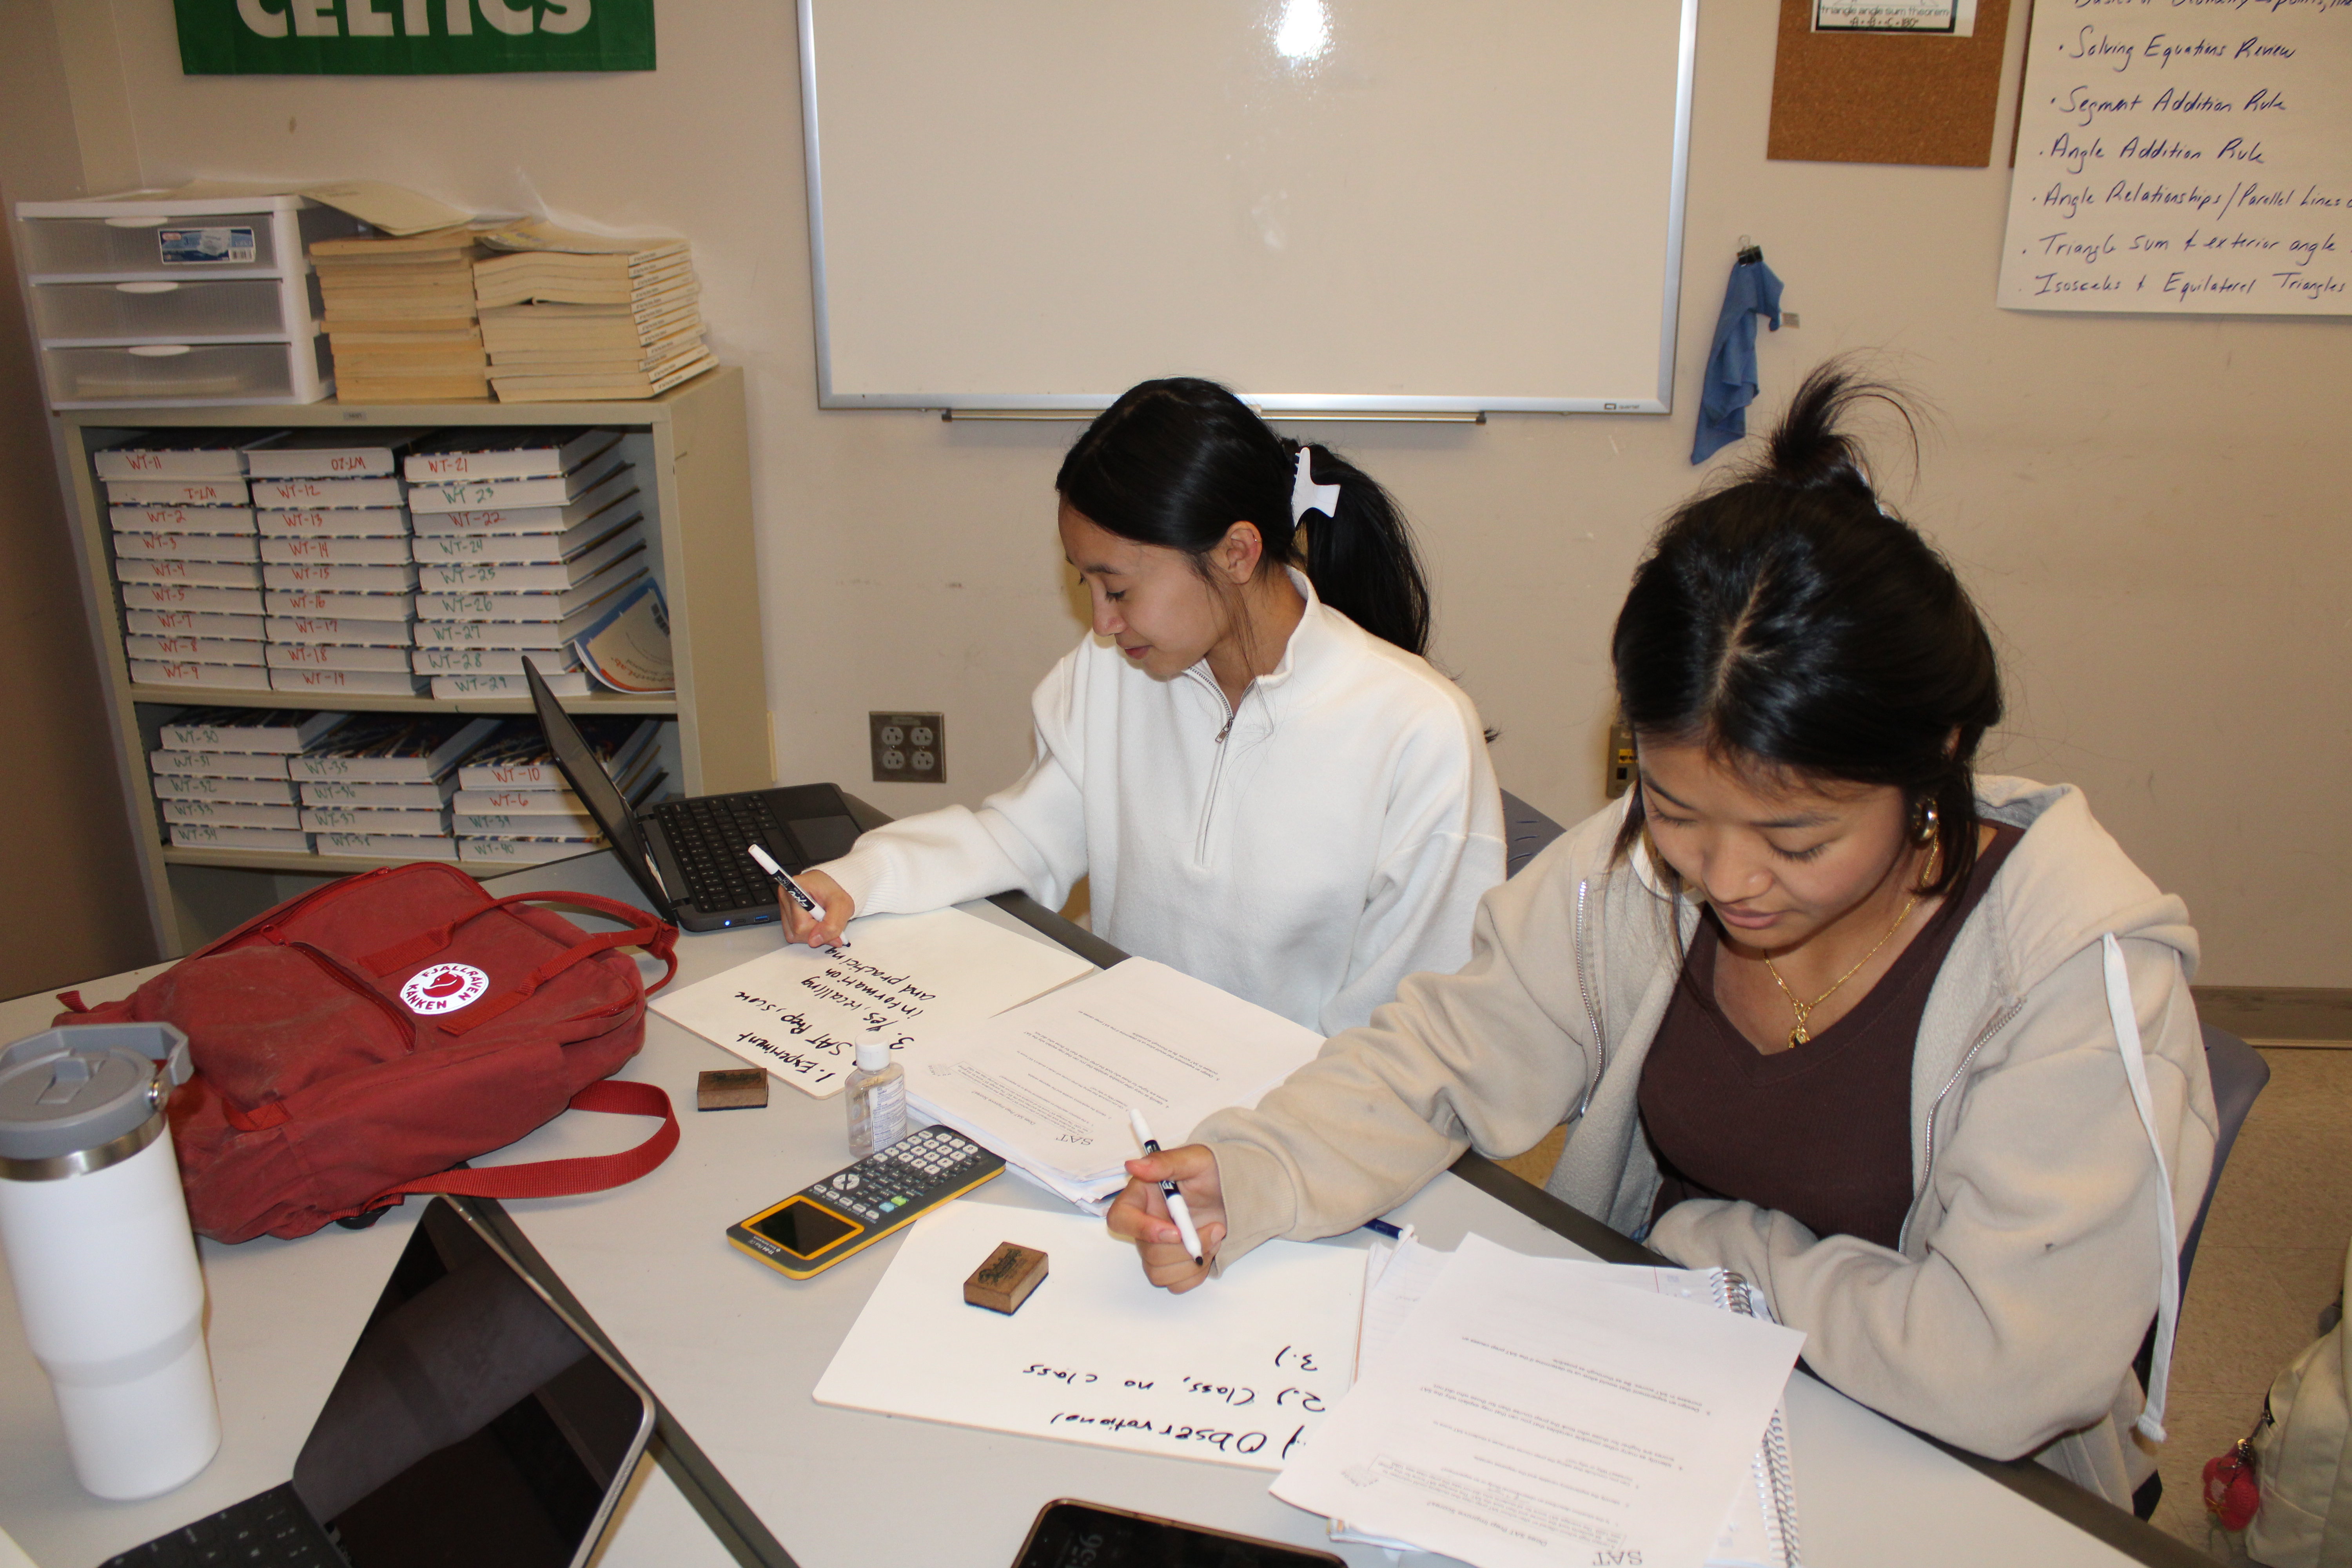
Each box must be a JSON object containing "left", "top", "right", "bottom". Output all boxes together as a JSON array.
[
  {"left": 1054, "top": 377, "right": 1432, "bottom": 656},
  {"left": 1610, "top": 362, "right": 2002, "bottom": 897}
]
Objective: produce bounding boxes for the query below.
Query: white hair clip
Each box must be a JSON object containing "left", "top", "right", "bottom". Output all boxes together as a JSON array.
[{"left": 1291, "top": 447, "right": 1342, "bottom": 524}]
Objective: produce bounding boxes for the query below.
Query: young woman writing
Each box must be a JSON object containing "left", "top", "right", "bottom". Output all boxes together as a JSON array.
[
  {"left": 1109, "top": 367, "right": 2216, "bottom": 1508},
  {"left": 783, "top": 377, "right": 1506, "bottom": 1035}
]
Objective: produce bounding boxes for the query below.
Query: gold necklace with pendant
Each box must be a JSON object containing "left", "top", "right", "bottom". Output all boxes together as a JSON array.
[{"left": 1759, "top": 844, "right": 1938, "bottom": 1049}]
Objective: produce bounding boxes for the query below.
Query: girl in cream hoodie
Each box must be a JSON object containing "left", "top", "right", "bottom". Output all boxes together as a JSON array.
[
  {"left": 785, "top": 377, "right": 1504, "bottom": 1036},
  {"left": 1112, "top": 367, "right": 2217, "bottom": 1512}
]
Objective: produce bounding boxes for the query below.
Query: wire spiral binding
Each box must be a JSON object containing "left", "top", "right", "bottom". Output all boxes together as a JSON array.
[{"left": 1719, "top": 1271, "right": 1803, "bottom": 1568}]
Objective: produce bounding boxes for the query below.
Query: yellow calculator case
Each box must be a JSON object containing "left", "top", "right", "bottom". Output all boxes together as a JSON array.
[{"left": 727, "top": 1125, "right": 1005, "bottom": 1279}]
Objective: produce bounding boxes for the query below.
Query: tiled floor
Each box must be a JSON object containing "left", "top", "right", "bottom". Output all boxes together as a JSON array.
[{"left": 1492, "top": 1047, "right": 2352, "bottom": 1563}]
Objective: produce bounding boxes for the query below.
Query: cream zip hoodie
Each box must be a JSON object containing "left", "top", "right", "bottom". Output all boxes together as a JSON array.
[
  {"left": 814, "top": 572, "right": 1506, "bottom": 1035},
  {"left": 1196, "top": 777, "right": 2216, "bottom": 1506}
]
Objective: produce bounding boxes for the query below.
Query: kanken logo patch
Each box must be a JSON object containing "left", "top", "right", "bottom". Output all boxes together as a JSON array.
[{"left": 401, "top": 962, "right": 489, "bottom": 1016}]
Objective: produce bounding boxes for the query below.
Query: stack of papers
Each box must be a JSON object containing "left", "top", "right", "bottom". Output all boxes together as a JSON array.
[
  {"left": 309, "top": 227, "right": 488, "bottom": 402},
  {"left": 905, "top": 957, "right": 1326, "bottom": 1208},
  {"left": 472, "top": 219, "right": 717, "bottom": 402},
  {"left": 1279, "top": 1234, "right": 1806, "bottom": 1568}
]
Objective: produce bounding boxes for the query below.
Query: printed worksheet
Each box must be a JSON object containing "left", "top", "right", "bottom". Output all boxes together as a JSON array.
[
  {"left": 1275, "top": 1234, "right": 1804, "bottom": 1568},
  {"left": 650, "top": 907, "right": 1094, "bottom": 1097},
  {"left": 905, "top": 957, "right": 1324, "bottom": 1203}
]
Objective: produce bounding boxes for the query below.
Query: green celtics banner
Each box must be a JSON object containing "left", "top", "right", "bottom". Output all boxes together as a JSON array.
[{"left": 174, "top": 0, "right": 654, "bottom": 74}]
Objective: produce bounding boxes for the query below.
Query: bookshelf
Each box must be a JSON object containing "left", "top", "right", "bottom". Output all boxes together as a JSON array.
[{"left": 58, "top": 367, "right": 768, "bottom": 954}]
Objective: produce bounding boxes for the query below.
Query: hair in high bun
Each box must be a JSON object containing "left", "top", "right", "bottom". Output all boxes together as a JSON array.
[{"left": 1610, "top": 360, "right": 2002, "bottom": 897}]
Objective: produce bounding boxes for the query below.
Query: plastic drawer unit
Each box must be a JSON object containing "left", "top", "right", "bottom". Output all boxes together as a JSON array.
[{"left": 13, "top": 192, "right": 363, "bottom": 408}]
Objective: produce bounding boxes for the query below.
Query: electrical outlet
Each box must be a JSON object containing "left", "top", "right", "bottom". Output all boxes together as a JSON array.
[
  {"left": 870, "top": 711, "right": 945, "bottom": 784},
  {"left": 1604, "top": 722, "right": 1636, "bottom": 799}
]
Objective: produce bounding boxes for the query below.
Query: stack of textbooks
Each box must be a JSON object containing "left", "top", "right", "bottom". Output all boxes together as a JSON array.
[
  {"left": 255, "top": 431, "right": 432, "bottom": 697},
  {"left": 151, "top": 708, "right": 350, "bottom": 855},
  {"left": 472, "top": 220, "right": 716, "bottom": 403},
  {"left": 449, "top": 717, "right": 665, "bottom": 865},
  {"left": 310, "top": 227, "right": 489, "bottom": 403},
  {"left": 403, "top": 429, "right": 649, "bottom": 696},
  {"left": 291, "top": 714, "right": 503, "bottom": 862},
  {"left": 107, "top": 437, "right": 277, "bottom": 691}
]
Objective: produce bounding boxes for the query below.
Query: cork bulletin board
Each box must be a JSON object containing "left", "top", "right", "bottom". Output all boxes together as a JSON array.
[{"left": 1768, "top": 0, "right": 2014, "bottom": 166}]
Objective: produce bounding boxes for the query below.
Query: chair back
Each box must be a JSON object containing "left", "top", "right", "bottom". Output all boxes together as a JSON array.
[
  {"left": 2183, "top": 1024, "right": 2270, "bottom": 1284},
  {"left": 1501, "top": 790, "right": 1569, "bottom": 878}
]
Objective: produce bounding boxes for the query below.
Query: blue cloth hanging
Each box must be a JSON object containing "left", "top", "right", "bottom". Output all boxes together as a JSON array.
[{"left": 1691, "top": 250, "right": 1785, "bottom": 465}]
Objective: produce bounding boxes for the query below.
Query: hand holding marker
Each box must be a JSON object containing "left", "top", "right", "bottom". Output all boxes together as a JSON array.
[
  {"left": 1128, "top": 1108, "right": 1205, "bottom": 1265},
  {"left": 747, "top": 842, "right": 848, "bottom": 948}
]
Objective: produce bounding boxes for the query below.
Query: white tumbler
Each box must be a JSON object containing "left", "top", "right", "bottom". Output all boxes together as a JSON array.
[{"left": 0, "top": 1022, "right": 218, "bottom": 1500}]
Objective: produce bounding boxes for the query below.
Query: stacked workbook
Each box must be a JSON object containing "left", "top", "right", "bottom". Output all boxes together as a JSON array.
[
  {"left": 151, "top": 708, "right": 350, "bottom": 855},
  {"left": 254, "top": 430, "right": 431, "bottom": 697},
  {"left": 107, "top": 437, "right": 273, "bottom": 692},
  {"left": 402, "top": 428, "right": 648, "bottom": 696},
  {"left": 292, "top": 714, "right": 502, "bottom": 862},
  {"left": 449, "top": 717, "right": 664, "bottom": 865},
  {"left": 472, "top": 219, "right": 716, "bottom": 403},
  {"left": 309, "top": 227, "right": 489, "bottom": 403}
]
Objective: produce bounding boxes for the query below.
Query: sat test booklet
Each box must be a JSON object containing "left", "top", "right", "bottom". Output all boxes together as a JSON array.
[{"left": 1282, "top": 1234, "right": 1806, "bottom": 1568}]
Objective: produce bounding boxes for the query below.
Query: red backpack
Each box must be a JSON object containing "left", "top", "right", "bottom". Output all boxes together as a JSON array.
[{"left": 58, "top": 862, "right": 682, "bottom": 1243}]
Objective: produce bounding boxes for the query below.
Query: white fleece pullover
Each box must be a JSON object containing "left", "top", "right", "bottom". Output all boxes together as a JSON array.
[
  {"left": 815, "top": 573, "right": 1506, "bottom": 1035},
  {"left": 1197, "top": 777, "right": 2216, "bottom": 1508}
]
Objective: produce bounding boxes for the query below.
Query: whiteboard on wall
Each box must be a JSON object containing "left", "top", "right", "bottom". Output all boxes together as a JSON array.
[{"left": 797, "top": 0, "right": 1699, "bottom": 414}]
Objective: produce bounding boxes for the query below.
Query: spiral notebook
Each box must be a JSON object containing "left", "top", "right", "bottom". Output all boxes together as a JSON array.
[{"left": 1335, "top": 1234, "right": 1801, "bottom": 1568}]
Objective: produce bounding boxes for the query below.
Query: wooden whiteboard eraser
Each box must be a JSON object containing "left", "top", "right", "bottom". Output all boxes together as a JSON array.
[
  {"left": 697, "top": 1068, "right": 769, "bottom": 1111},
  {"left": 963, "top": 1242, "right": 1049, "bottom": 1314}
]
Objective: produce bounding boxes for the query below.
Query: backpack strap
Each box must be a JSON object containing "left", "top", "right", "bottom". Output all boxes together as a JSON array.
[
  {"left": 378, "top": 1080, "right": 679, "bottom": 1201},
  {"left": 358, "top": 892, "right": 681, "bottom": 1034},
  {"left": 439, "top": 922, "right": 679, "bottom": 1037},
  {"left": 362, "top": 891, "right": 676, "bottom": 980},
  {"left": 2103, "top": 931, "right": 2181, "bottom": 1445}
]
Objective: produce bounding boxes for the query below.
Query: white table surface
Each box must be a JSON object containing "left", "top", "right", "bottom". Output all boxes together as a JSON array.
[{"left": 0, "top": 850, "right": 2178, "bottom": 1568}]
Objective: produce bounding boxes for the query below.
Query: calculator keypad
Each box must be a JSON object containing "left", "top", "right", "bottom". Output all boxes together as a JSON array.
[{"left": 805, "top": 1126, "right": 993, "bottom": 1225}]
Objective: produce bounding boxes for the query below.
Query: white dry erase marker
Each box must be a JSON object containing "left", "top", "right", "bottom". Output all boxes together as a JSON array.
[
  {"left": 1127, "top": 1107, "right": 1205, "bottom": 1265},
  {"left": 747, "top": 842, "right": 846, "bottom": 947}
]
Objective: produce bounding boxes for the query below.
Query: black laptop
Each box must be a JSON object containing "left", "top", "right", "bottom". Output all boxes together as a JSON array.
[
  {"left": 523, "top": 657, "right": 864, "bottom": 932},
  {"left": 105, "top": 1199, "right": 656, "bottom": 1568}
]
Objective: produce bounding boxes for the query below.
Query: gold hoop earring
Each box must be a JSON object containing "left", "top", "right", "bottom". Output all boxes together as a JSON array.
[{"left": 1913, "top": 799, "right": 1940, "bottom": 845}]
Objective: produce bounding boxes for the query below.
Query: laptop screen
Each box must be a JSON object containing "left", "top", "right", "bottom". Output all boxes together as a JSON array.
[
  {"left": 289, "top": 1201, "right": 655, "bottom": 1568},
  {"left": 522, "top": 657, "right": 672, "bottom": 913}
]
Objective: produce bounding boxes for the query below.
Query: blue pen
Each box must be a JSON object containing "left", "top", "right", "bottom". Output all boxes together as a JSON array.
[{"left": 1362, "top": 1218, "right": 1404, "bottom": 1240}]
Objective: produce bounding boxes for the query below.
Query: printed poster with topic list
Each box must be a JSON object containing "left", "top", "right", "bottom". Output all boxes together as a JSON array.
[{"left": 2000, "top": 0, "right": 2349, "bottom": 314}]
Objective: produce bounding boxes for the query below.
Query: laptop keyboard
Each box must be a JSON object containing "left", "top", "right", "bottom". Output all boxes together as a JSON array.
[
  {"left": 103, "top": 1483, "right": 347, "bottom": 1567},
  {"left": 652, "top": 794, "right": 789, "bottom": 913}
]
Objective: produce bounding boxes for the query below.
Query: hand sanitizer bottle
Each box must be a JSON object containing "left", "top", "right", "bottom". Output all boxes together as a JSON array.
[{"left": 845, "top": 1040, "right": 906, "bottom": 1158}]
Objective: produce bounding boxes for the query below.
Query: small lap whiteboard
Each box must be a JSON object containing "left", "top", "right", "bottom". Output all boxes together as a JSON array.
[
  {"left": 798, "top": 0, "right": 1699, "bottom": 413},
  {"left": 813, "top": 1203, "right": 1363, "bottom": 1469}
]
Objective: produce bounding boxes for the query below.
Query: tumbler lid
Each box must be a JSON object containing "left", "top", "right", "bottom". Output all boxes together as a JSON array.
[{"left": 0, "top": 1024, "right": 192, "bottom": 1166}]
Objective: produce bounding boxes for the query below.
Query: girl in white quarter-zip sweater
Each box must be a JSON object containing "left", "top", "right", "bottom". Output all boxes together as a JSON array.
[{"left": 780, "top": 377, "right": 1506, "bottom": 1036}]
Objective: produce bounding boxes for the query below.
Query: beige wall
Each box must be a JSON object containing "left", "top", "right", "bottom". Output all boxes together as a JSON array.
[
  {"left": 49, "top": 0, "right": 2350, "bottom": 985},
  {"left": 0, "top": 1, "right": 158, "bottom": 999}
]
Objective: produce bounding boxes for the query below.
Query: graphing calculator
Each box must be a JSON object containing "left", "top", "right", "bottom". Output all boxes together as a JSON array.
[{"left": 727, "top": 1125, "right": 1005, "bottom": 1279}]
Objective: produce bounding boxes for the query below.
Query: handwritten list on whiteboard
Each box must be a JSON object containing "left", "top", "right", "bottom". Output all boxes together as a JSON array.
[{"left": 2000, "top": 1, "right": 2350, "bottom": 313}]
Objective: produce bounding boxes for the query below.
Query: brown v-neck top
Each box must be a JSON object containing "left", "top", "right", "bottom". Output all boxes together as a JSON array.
[{"left": 1640, "top": 824, "right": 2024, "bottom": 1250}]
